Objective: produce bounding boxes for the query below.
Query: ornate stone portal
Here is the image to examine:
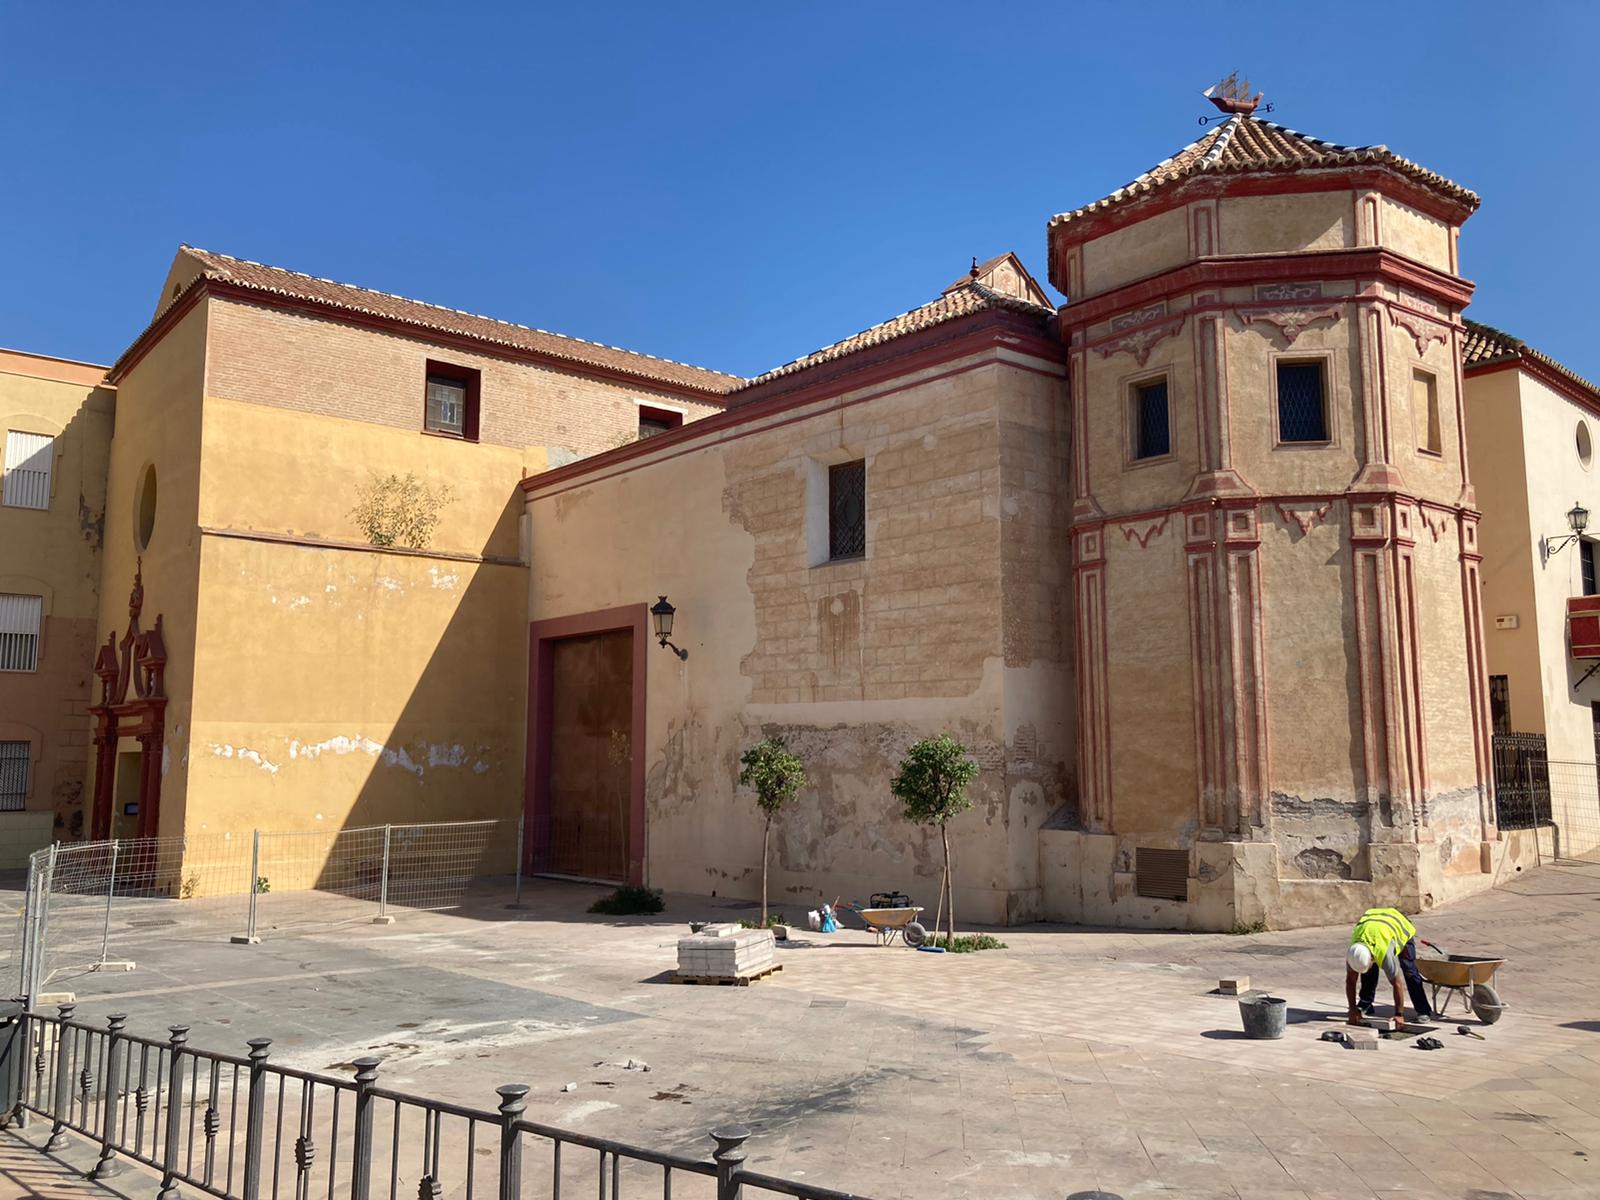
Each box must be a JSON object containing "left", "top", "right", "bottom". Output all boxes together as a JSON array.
[{"left": 88, "top": 561, "right": 168, "bottom": 840}]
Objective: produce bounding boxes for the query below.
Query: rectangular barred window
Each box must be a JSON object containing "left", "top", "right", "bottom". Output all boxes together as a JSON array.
[
  {"left": 1413, "top": 369, "right": 1442, "bottom": 455},
  {"left": 1584, "top": 541, "right": 1598, "bottom": 597},
  {"left": 828, "top": 460, "right": 866, "bottom": 561},
  {"left": 3, "top": 430, "right": 54, "bottom": 509},
  {"left": 0, "top": 593, "right": 42, "bottom": 673},
  {"left": 1276, "top": 360, "right": 1328, "bottom": 443},
  {"left": 422, "top": 361, "right": 480, "bottom": 440},
  {"left": 1132, "top": 379, "right": 1170, "bottom": 460},
  {"left": 0, "top": 742, "right": 27, "bottom": 812}
]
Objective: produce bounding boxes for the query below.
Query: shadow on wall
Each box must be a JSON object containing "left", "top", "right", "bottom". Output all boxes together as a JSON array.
[{"left": 303, "top": 484, "right": 529, "bottom": 892}]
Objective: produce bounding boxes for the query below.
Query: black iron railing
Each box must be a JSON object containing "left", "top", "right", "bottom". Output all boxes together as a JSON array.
[{"left": 7, "top": 1009, "right": 869, "bottom": 1200}]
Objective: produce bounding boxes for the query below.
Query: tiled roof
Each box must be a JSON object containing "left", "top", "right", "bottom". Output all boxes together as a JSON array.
[
  {"left": 735, "top": 282, "right": 1054, "bottom": 392},
  {"left": 139, "top": 247, "right": 742, "bottom": 394},
  {"left": 1050, "top": 114, "right": 1479, "bottom": 229},
  {"left": 1463, "top": 318, "right": 1600, "bottom": 399}
]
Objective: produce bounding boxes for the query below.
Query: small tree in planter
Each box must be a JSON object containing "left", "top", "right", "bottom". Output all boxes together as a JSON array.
[
  {"left": 892, "top": 734, "right": 979, "bottom": 948},
  {"left": 738, "top": 736, "right": 808, "bottom": 924}
]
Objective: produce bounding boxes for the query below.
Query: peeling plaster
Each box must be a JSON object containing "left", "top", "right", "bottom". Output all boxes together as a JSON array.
[
  {"left": 209, "top": 743, "right": 282, "bottom": 776},
  {"left": 428, "top": 568, "right": 460, "bottom": 590},
  {"left": 375, "top": 576, "right": 404, "bottom": 592}
]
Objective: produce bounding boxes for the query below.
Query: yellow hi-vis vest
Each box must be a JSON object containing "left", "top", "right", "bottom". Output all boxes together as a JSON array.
[{"left": 1351, "top": 907, "right": 1416, "bottom": 971}]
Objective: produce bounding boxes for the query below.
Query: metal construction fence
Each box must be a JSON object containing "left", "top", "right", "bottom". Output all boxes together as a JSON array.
[
  {"left": 1491, "top": 732, "right": 1600, "bottom": 863},
  {"left": 15, "top": 819, "right": 510, "bottom": 999},
  {"left": 6, "top": 1008, "right": 865, "bottom": 1200}
]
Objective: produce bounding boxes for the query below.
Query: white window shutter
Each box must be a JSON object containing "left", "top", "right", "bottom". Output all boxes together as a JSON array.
[
  {"left": 0, "top": 593, "right": 42, "bottom": 672},
  {"left": 3, "top": 431, "right": 54, "bottom": 510}
]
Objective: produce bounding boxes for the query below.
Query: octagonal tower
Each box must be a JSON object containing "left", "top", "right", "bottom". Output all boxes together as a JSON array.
[{"left": 1044, "top": 102, "right": 1496, "bottom": 928}]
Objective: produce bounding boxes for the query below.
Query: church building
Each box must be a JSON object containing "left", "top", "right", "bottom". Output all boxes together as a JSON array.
[{"left": 3, "top": 91, "right": 1571, "bottom": 928}]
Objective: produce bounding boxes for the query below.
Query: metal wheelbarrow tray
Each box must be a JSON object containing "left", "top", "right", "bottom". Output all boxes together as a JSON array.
[
  {"left": 1416, "top": 953, "right": 1508, "bottom": 1024},
  {"left": 846, "top": 904, "right": 927, "bottom": 947}
]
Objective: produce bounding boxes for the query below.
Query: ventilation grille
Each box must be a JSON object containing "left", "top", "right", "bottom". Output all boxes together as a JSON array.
[{"left": 1135, "top": 847, "right": 1189, "bottom": 902}]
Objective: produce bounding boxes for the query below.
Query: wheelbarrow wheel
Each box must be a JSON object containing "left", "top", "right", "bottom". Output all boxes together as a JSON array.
[
  {"left": 1470, "top": 981, "right": 1506, "bottom": 1025},
  {"left": 903, "top": 920, "right": 927, "bottom": 948}
]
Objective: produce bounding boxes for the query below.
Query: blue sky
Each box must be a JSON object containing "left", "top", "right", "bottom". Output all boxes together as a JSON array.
[{"left": 4, "top": 3, "right": 1598, "bottom": 381}]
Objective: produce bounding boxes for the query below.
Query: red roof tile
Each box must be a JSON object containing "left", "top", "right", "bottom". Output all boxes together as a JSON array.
[
  {"left": 122, "top": 247, "right": 742, "bottom": 395},
  {"left": 1463, "top": 319, "right": 1600, "bottom": 400},
  {"left": 1050, "top": 114, "right": 1479, "bottom": 230},
  {"left": 735, "top": 281, "right": 1053, "bottom": 393}
]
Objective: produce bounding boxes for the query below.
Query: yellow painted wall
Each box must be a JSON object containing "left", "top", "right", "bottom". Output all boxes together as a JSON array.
[
  {"left": 0, "top": 350, "right": 112, "bottom": 841},
  {"left": 93, "top": 304, "right": 209, "bottom": 841},
  {"left": 184, "top": 393, "right": 532, "bottom": 844},
  {"left": 1470, "top": 367, "right": 1600, "bottom": 764},
  {"left": 1465, "top": 368, "right": 1540, "bottom": 733}
]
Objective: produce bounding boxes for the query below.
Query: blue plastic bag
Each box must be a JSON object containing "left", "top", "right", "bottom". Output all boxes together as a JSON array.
[{"left": 820, "top": 904, "right": 838, "bottom": 933}]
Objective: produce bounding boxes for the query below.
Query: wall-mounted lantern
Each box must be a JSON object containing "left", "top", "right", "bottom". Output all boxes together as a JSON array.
[
  {"left": 1547, "top": 501, "right": 1590, "bottom": 556},
  {"left": 651, "top": 595, "right": 688, "bottom": 660}
]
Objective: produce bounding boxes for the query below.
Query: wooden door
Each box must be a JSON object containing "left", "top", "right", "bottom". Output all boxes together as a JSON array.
[{"left": 546, "top": 629, "right": 633, "bottom": 881}]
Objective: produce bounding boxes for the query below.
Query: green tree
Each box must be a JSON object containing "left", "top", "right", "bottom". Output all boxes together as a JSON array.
[
  {"left": 892, "top": 734, "right": 979, "bottom": 947},
  {"left": 738, "top": 736, "right": 808, "bottom": 923}
]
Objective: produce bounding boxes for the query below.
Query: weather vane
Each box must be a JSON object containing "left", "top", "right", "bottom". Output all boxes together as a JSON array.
[{"left": 1199, "top": 72, "right": 1272, "bottom": 125}]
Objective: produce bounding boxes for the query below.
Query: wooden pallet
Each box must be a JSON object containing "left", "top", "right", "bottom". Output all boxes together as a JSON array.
[{"left": 672, "top": 962, "right": 783, "bottom": 987}]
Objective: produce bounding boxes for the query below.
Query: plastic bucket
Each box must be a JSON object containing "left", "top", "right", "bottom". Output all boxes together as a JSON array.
[{"left": 1237, "top": 994, "right": 1287, "bottom": 1039}]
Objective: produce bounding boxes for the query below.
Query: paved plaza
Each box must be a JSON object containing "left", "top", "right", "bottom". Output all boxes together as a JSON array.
[{"left": 6, "top": 860, "right": 1600, "bottom": 1199}]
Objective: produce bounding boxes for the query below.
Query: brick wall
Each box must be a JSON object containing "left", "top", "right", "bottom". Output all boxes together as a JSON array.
[{"left": 204, "top": 299, "right": 724, "bottom": 459}]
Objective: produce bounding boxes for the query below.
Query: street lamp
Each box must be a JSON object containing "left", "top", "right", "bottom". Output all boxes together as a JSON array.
[
  {"left": 650, "top": 595, "right": 688, "bottom": 660},
  {"left": 1547, "top": 501, "right": 1590, "bottom": 556}
]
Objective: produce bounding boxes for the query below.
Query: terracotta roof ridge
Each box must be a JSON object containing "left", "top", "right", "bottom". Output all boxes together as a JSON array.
[
  {"left": 736, "top": 280, "right": 1051, "bottom": 393},
  {"left": 1197, "top": 114, "right": 1243, "bottom": 165},
  {"left": 1050, "top": 115, "right": 1477, "bottom": 230},
  {"left": 1463, "top": 317, "right": 1600, "bottom": 398},
  {"left": 178, "top": 245, "right": 743, "bottom": 384}
]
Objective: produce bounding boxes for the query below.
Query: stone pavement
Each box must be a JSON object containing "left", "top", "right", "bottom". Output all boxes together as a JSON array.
[{"left": 8, "top": 858, "right": 1600, "bottom": 1199}]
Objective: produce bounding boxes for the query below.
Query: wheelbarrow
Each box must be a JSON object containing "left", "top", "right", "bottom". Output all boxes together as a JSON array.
[
  {"left": 1416, "top": 941, "right": 1508, "bottom": 1024},
  {"left": 839, "top": 900, "right": 927, "bottom": 947}
]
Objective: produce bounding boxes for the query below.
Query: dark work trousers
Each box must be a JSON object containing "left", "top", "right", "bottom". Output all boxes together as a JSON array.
[{"left": 1358, "top": 936, "right": 1434, "bottom": 1017}]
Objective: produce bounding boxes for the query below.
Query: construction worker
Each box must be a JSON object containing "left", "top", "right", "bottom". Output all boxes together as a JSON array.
[{"left": 1345, "top": 907, "right": 1435, "bottom": 1028}]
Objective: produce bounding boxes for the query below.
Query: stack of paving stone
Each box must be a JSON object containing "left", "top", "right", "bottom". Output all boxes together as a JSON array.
[{"left": 676, "top": 924, "right": 776, "bottom": 979}]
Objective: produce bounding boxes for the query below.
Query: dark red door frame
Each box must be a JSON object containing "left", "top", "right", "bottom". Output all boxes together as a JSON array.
[
  {"left": 88, "top": 563, "right": 168, "bottom": 841},
  {"left": 525, "top": 604, "right": 649, "bottom": 886}
]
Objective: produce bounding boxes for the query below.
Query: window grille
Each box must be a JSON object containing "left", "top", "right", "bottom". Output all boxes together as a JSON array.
[
  {"left": 1135, "top": 847, "right": 1188, "bottom": 902},
  {"left": 1133, "top": 380, "right": 1170, "bottom": 460},
  {"left": 3, "top": 430, "right": 53, "bottom": 509},
  {"left": 1277, "top": 361, "right": 1328, "bottom": 443},
  {"left": 1584, "top": 542, "right": 1598, "bottom": 598},
  {"left": 424, "top": 377, "right": 467, "bottom": 436},
  {"left": 828, "top": 460, "right": 866, "bottom": 560},
  {"left": 0, "top": 594, "right": 41, "bottom": 672},
  {"left": 0, "top": 742, "right": 26, "bottom": 811},
  {"left": 1489, "top": 674, "right": 1511, "bottom": 736}
]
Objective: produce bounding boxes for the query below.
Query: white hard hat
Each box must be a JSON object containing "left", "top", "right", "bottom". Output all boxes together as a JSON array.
[{"left": 1347, "top": 943, "right": 1374, "bottom": 974}]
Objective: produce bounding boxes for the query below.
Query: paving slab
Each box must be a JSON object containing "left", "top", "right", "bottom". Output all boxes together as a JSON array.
[{"left": 4, "top": 862, "right": 1600, "bottom": 1198}]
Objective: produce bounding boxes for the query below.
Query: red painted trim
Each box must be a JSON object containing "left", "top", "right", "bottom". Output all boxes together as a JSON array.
[
  {"left": 1059, "top": 249, "right": 1473, "bottom": 335},
  {"left": 107, "top": 278, "right": 734, "bottom": 403},
  {"left": 525, "top": 604, "right": 649, "bottom": 886},
  {"left": 523, "top": 325, "right": 1067, "bottom": 499},
  {"left": 1048, "top": 168, "right": 1475, "bottom": 286}
]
